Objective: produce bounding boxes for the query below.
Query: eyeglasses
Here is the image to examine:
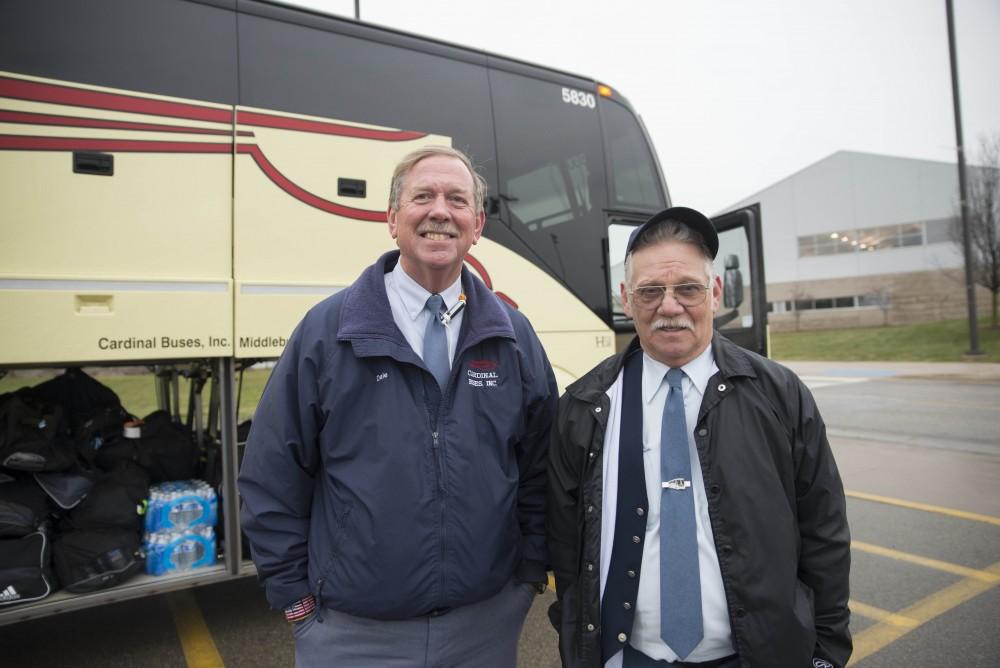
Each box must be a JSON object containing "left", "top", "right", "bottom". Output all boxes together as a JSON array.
[{"left": 628, "top": 283, "right": 710, "bottom": 309}]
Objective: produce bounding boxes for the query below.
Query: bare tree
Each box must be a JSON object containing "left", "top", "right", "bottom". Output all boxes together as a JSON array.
[
  {"left": 868, "top": 287, "right": 893, "bottom": 326},
  {"left": 952, "top": 134, "right": 1000, "bottom": 328},
  {"left": 789, "top": 285, "right": 811, "bottom": 332}
]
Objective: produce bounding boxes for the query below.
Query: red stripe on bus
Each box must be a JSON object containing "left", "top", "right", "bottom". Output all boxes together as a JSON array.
[
  {"left": 0, "top": 76, "right": 231, "bottom": 123},
  {"left": 494, "top": 291, "right": 518, "bottom": 309},
  {"left": 463, "top": 254, "right": 493, "bottom": 290},
  {"left": 0, "top": 110, "right": 252, "bottom": 136},
  {"left": 0, "top": 135, "right": 231, "bottom": 153},
  {"left": 238, "top": 144, "right": 386, "bottom": 221},
  {"left": 237, "top": 110, "right": 426, "bottom": 142}
]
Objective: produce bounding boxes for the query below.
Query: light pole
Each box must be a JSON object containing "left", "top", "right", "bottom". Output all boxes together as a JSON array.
[{"left": 946, "top": 0, "right": 982, "bottom": 355}]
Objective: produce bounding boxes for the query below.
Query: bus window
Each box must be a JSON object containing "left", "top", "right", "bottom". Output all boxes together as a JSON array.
[
  {"left": 490, "top": 68, "right": 609, "bottom": 317},
  {"left": 600, "top": 99, "right": 665, "bottom": 209}
]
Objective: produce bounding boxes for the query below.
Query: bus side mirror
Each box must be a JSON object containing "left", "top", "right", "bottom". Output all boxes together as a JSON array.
[{"left": 723, "top": 254, "right": 744, "bottom": 309}]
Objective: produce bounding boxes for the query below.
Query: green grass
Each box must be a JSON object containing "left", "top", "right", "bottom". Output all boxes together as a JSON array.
[
  {"left": 770, "top": 318, "right": 1000, "bottom": 363},
  {"left": 0, "top": 367, "right": 275, "bottom": 422}
]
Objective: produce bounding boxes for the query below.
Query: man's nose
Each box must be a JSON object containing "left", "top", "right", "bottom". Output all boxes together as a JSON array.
[
  {"left": 427, "top": 193, "right": 451, "bottom": 219},
  {"left": 656, "top": 290, "right": 685, "bottom": 315}
]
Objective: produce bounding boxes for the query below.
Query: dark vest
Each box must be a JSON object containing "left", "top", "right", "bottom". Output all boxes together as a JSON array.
[{"left": 601, "top": 349, "right": 648, "bottom": 664}]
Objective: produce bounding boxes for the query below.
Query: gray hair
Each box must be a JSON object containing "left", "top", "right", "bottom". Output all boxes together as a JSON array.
[
  {"left": 623, "top": 220, "right": 714, "bottom": 286},
  {"left": 388, "top": 145, "right": 487, "bottom": 215}
]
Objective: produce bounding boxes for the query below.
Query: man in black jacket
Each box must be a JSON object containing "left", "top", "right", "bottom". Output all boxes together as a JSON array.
[{"left": 546, "top": 206, "right": 851, "bottom": 668}]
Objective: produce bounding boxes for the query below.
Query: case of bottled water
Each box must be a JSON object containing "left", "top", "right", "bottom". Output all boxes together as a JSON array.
[
  {"left": 143, "top": 525, "right": 216, "bottom": 576},
  {"left": 144, "top": 480, "right": 217, "bottom": 533},
  {"left": 143, "top": 479, "right": 218, "bottom": 576}
]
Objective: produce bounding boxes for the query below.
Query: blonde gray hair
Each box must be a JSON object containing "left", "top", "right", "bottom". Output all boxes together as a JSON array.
[{"left": 388, "top": 145, "right": 487, "bottom": 215}]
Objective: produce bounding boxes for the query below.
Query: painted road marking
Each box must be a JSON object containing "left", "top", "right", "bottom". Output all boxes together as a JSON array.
[
  {"left": 848, "top": 560, "right": 1000, "bottom": 665},
  {"left": 167, "top": 589, "right": 225, "bottom": 668},
  {"left": 848, "top": 600, "right": 918, "bottom": 629},
  {"left": 852, "top": 540, "right": 1000, "bottom": 583},
  {"left": 800, "top": 375, "right": 871, "bottom": 390},
  {"left": 847, "top": 490, "right": 1000, "bottom": 526}
]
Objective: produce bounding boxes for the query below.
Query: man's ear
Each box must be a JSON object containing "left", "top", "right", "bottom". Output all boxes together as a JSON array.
[
  {"left": 387, "top": 208, "right": 398, "bottom": 240},
  {"left": 472, "top": 209, "right": 486, "bottom": 244},
  {"left": 620, "top": 281, "right": 633, "bottom": 320}
]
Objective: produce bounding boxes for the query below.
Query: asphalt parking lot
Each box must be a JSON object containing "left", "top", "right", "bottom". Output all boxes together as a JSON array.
[{"left": 2, "top": 362, "right": 998, "bottom": 667}]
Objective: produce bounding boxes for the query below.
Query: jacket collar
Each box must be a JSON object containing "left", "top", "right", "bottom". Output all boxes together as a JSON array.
[
  {"left": 337, "top": 251, "right": 515, "bottom": 352},
  {"left": 710, "top": 331, "right": 757, "bottom": 380},
  {"left": 566, "top": 331, "right": 757, "bottom": 404}
]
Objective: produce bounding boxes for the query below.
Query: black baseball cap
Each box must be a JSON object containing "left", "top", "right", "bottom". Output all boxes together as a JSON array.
[{"left": 624, "top": 206, "right": 719, "bottom": 259}]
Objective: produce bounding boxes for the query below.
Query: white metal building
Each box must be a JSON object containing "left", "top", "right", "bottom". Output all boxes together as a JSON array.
[{"left": 724, "top": 150, "right": 987, "bottom": 330}]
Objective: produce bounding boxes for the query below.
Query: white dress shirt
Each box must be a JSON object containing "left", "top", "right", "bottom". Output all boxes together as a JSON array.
[
  {"left": 599, "top": 345, "right": 735, "bottom": 666},
  {"left": 384, "top": 262, "right": 463, "bottom": 364}
]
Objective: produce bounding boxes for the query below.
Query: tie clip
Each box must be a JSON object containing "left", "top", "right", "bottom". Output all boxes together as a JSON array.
[
  {"left": 662, "top": 478, "right": 691, "bottom": 490},
  {"left": 440, "top": 294, "right": 467, "bottom": 326}
]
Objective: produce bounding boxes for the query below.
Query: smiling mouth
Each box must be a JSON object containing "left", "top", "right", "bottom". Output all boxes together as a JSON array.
[{"left": 420, "top": 231, "right": 457, "bottom": 241}]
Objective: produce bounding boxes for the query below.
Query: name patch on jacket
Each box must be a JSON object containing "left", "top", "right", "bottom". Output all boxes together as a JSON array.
[{"left": 467, "top": 360, "right": 499, "bottom": 388}]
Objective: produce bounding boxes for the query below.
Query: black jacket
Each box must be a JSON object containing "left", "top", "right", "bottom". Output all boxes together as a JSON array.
[{"left": 546, "top": 334, "right": 851, "bottom": 667}]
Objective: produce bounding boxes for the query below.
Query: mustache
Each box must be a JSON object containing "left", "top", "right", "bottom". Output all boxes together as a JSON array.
[
  {"left": 417, "top": 223, "right": 459, "bottom": 236},
  {"left": 652, "top": 317, "right": 694, "bottom": 332}
]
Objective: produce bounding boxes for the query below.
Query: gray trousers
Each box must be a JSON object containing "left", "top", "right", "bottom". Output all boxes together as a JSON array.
[{"left": 292, "top": 577, "right": 537, "bottom": 668}]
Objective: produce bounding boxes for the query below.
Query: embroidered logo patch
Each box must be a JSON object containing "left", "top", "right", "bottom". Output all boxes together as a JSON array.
[
  {"left": 812, "top": 659, "right": 834, "bottom": 668},
  {"left": 467, "top": 360, "right": 500, "bottom": 387},
  {"left": 376, "top": 372, "right": 388, "bottom": 383}
]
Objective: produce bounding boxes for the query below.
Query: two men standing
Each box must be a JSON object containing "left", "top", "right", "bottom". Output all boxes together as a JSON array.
[
  {"left": 239, "top": 143, "right": 852, "bottom": 667},
  {"left": 547, "top": 207, "right": 852, "bottom": 667}
]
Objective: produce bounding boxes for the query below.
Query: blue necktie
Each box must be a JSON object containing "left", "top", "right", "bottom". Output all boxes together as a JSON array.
[
  {"left": 423, "top": 294, "right": 450, "bottom": 390},
  {"left": 660, "top": 368, "right": 703, "bottom": 659}
]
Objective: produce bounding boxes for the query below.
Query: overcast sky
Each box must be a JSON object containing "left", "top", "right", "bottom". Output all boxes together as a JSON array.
[{"left": 283, "top": 0, "right": 999, "bottom": 215}]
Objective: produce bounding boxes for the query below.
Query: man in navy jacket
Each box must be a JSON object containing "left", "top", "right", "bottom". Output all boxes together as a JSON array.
[{"left": 239, "top": 146, "right": 557, "bottom": 667}]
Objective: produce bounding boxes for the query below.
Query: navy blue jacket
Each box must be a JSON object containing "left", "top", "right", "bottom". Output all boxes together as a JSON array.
[{"left": 239, "top": 251, "right": 557, "bottom": 619}]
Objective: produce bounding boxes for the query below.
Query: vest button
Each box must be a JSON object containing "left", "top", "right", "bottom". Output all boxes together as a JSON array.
[
  {"left": 595, "top": 406, "right": 602, "bottom": 413},
  {"left": 587, "top": 504, "right": 594, "bottom": 513},
  {"left": 709, "top": 484, "right": 721, "bottom": 495},
  {"left": 618, "top": 633, "right": 627, "bottom": 643},
  {"left": 586, "top": 562, "right": 594, "bottom": 572},
  {"left": 623, "top": 602, "right": 632, "bottom": 610},
  {"left": 632, "top": 535, "right": 641, "bottom": 544},
  {"left": 721, "top": 545, "right": 733, "bottom": 556},
  {"left": 698, "top": 428, "right": 708, "bottom": 437},
  {"left": 589, "top": 452, "right": 596, "bottom": 459},
  {"left": 587, "top": 623, "right": 595, "bottom": 632},
  {"left": 636, "top": 507, "right": 645, "bottom": 516},
  {"left": 627, "top": 570, "right": 636, "bottom": 578},
  {"left": 735, "top": 607, "right": 747, "bottom": 618},
  {"left": 718, "top": 383, "right": 727, "bottom": 392}
]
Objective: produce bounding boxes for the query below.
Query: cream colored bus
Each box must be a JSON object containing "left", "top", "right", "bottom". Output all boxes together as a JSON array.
[{"left": 0, "top": 0, "right": 766, "bottom": 621}]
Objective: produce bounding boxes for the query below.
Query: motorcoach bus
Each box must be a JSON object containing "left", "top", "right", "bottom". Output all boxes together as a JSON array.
[{"left": 0, "top": 0, "right": 766, "bottom": 622}]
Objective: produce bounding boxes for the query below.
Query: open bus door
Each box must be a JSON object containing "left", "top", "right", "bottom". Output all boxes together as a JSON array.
[
  {"left": 711, "top": 203, "right": 768, "bottom": 358},
  {"left": 608, "top": 203, "right": 768, "bottom": 357}
]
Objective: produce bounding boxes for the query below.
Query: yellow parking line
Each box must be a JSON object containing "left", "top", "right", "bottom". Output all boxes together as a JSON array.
[
  {"left": 167, "top": 589, "right": 225, "bottom": 668},
  {"left": 846, "top": 490, "right": 1000, "bottom": 526},
  {"left": 848, "top": 561, "right": 1000, "bottom": 665},
  {"left": 848, "top": 600, "right": 917, "bottom": 628},
  {"left": 852, "top": 541, "right": 1000, "bottom": 583}
]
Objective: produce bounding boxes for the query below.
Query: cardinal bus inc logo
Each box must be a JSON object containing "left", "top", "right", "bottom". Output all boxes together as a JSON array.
[{"left": 0, "top": 585, "right": 20, "bottom": 602}]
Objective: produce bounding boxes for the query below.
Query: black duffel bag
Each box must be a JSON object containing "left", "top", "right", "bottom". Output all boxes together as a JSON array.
[
  {"left": 0, "top": 527, "right": 55, "bottom": 606},
  {"left": 22, "top": 369, "right": 131, "bottom": 463},
  {"left": 95, "top": 411, "right": 197, "bottom": 483},
  {"left": 51, "top": 528, "right": 143, "bottom": 594},
  {"left": 0, "top": 393, "right": 76, "bottom": 473},
  {"left": 60, "top": 463, "right": 149, "bottom": 532},
  {"left": 0, "top": 475, "right": 52, "bottom": 538}
]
